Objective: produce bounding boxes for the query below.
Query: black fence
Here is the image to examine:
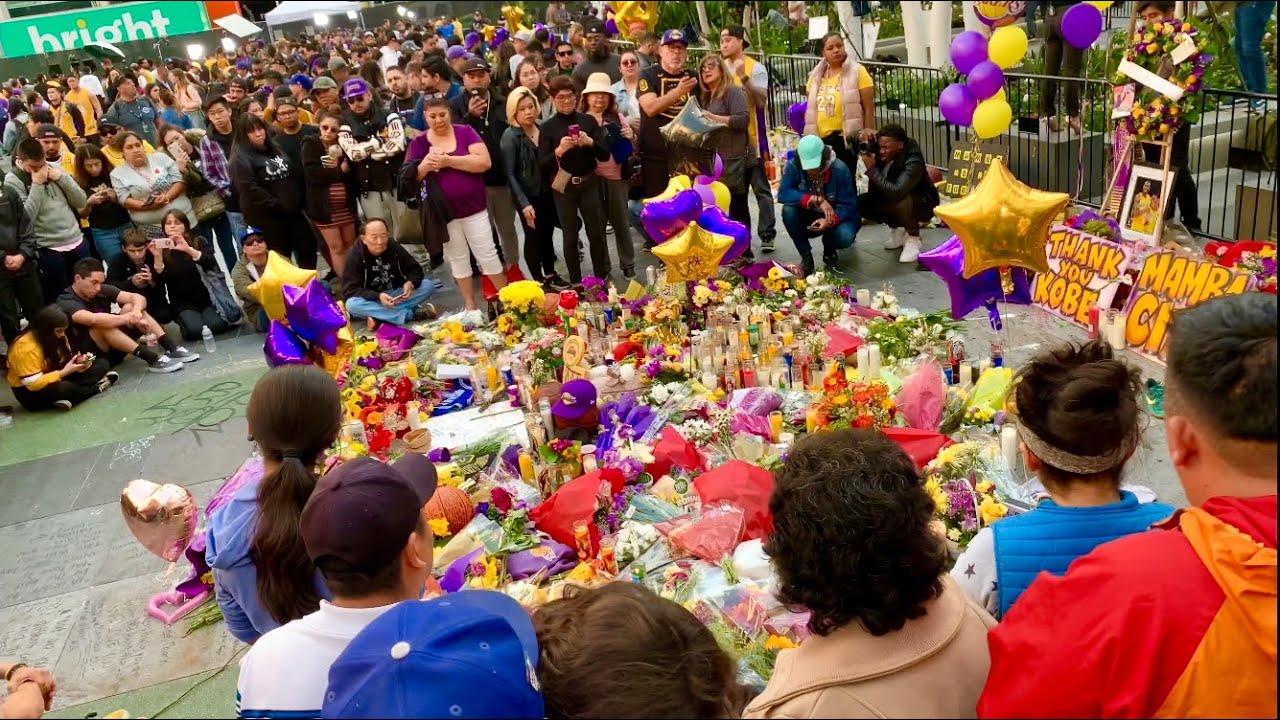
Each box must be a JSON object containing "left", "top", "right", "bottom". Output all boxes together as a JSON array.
[{"left": 685, "top": 49, "right": 1276, "bottom": 242}]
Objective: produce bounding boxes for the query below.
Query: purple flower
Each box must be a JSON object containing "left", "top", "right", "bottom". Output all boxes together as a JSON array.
[
  {"left": 475, "top": 502, "right": 491, "bottom": 517},
  {"left": 1259, "top": 257, "right": 1277, "bottom": 278}
]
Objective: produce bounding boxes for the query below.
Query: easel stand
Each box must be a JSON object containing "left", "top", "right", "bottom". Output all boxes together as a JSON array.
[{"left": 1102, "top": 133, "right": 1175, "bottom": 248}]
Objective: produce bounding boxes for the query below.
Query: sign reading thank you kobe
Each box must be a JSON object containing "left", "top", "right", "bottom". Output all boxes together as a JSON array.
[{"left": 0, "top": 1, "right": 211, "bottom": 58}]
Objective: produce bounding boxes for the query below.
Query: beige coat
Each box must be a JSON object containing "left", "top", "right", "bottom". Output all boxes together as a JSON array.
[
  {"left": 744, "top": 576, "right": 996, "bottom": 719},
  {"left": 803, "top": 59, "right": 866, "bottom": 139}
]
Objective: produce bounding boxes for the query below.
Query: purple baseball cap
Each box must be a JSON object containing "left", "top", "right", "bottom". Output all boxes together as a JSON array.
[
  {"left": 445, "top": 45, "right": 469, "bottom": 61},
  {"left": 300, "top": 454, "right": 437, "bottom": 571},
  {"left": 552, "top": 379, "right": 598, "bottom": 420},
  {"left": 341, "top": 77, "right": 371, "bottom": 100}
]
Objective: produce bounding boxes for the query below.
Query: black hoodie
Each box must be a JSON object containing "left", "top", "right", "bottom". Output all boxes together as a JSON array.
[
  {"left": 341, "top": 239, "right": 424, "bottom": 302},
  {"left": 230, "top": 143, "right": 302, "bottom": 228}
]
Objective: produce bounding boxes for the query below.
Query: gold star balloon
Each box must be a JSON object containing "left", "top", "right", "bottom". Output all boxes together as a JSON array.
[
  {"left": 934, "top": 158, "right": 1069, "bottom": 279},
  {"left": 247, "top": 251, "right": 318, "bottom": 321},
  {"left": 651, "top": 221, "right": 733, "bottom": 283}
]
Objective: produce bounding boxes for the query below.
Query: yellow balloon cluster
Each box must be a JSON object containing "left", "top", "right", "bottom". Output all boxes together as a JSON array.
[
  {"left": 611, "top": 1, "right": 659, "bottom": 37},
  {"left": 651, "top": 222, "right": 733, "bottom": 283},
  {"left": 502, "top": 5, "right": 530, "bottom": 33},
  {"left": 934, "top": 159, "right": 1069, "bottom": 278},
  {"left": 247, "top": 251, "right": 317, "bottom": 321}
]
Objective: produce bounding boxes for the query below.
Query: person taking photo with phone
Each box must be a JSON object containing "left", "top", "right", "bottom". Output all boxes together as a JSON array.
[
  {"left": 778, "top": 134, "right": 860, "bottom": 276},
  {"left": 106, "top": 228, "right": 172, "bottom": 326}
]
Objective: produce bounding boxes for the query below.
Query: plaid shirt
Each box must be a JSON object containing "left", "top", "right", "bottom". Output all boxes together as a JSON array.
[{"left": 199, "top": 135, "right": 233, "bottom": 198}]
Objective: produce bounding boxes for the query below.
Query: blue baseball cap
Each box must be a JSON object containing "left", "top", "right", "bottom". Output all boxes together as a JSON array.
[
  {"left": 288, "top": 73, "right": 313, "bottom": 92},
  {"left": 239, "top": 226, "right": 265, "bottom": 243},
  {"left": 662, "top": 29, "right": 689, "bottom": 46},
  {"left": 797, "top": 134, "right": 826, "bottom": 170},
  {"left": 323, "top": 592, "right": 544, "bottom": 719}
]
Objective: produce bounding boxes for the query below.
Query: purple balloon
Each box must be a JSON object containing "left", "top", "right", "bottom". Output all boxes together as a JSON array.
[
  {"left": 698, "top": 205, "right": 751, "bottom": 264},
  {"left": 919, "top": 236, "right": 1032, "bottom": 320},
  {"left": 1060, "top": 3, "right": 1103, "bottom": 49},
  {"left": 494, "top": 27, "right": 509, "bottom": 43},
  {"left": 966, "top": 61, "right": 1005, "bottom": 100},
  {"left": 282, "top": 280, "right": 346, "bottom": 355},
  {"left": 604, "top": 18, "right": 618, "bottom": 36},
  {"left": 787, "top": 101, "right": 806, "bottom": 134},
  {"left": 641, "top": 189, "right": 703, "bottom": 243},
  {"left": 950, "top": 31, "right": 989, "bottom": 75},
  {"left": 939, "top": 83, "right": 978, "bottom": 126},
  {"left": 264, "top": 321, "right": 310, "bottom": 367}
]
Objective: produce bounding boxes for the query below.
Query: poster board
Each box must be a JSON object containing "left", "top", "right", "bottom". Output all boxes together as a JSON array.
[
  {"left": 1121, "top": 250, "right": 1255, "bottom": 360},
  {"left": 944, "top": 143, "right": 1008, "bottom": 199},
  {"left": 1032, "top": 224, "right": 1135, "bottom": 327}
]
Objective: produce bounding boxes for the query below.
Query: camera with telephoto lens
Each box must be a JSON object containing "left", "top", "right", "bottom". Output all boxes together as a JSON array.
[{"left": 857, "top": 133, "right": 879, "bottom": 155}]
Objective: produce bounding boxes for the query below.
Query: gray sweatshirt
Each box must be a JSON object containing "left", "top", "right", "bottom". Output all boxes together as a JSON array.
[{"left": 3, "top": 168, "right": 88, "bottom": 249}]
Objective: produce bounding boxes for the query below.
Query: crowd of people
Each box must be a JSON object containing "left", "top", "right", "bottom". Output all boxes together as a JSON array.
[
  {"left": 4, "top": 291, "right": 1271, "bottom": 720},
  {"left": 1, "top": 0, "right": 959, "bottom": 414}
]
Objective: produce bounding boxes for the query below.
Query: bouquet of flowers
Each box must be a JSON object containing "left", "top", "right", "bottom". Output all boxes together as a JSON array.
[
  {"left": 522, "top": 329, "right": 567, "bottom": 387},
  {"left": 691, "top": 279, "right": 733, "bottom": 309},
  {"left": 923, "top": 441, "right": 1008, "bottom": 549},
  {"left": 811, "top": 369, "right": 895, "bottom": 430},
  {"left": 1065, "top": 208, "right": 1123, "bottom": 241},
  {"left": 1207, "top": 241, "right": 1277, "bottom": 294},
  {"left": 863, "top": 311, "right": 963, "bottom": 363},
  {"left": 497, "top": 280, "right": 549, "bottom": 344},
  {"left": 1119, "top": 19, "right": 1208, "bottom": 140}
]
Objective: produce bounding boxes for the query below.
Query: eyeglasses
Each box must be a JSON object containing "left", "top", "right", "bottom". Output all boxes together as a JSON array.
[
  {"left": 557, "top": 50, "right": 574, "bottom": 57},
  {"left": 554, "top": 92, "right": 576, "bottom": 101},
  {"left": 620, "top": 59, "right": 638, "bottom": 66}
]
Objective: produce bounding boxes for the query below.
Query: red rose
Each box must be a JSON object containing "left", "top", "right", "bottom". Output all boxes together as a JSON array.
[{"left": 558, "top": 290, "right": 579, "bottom": 311}]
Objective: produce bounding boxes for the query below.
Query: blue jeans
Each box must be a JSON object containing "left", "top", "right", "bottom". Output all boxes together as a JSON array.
[
  {"left": 782, "top": 204, "right": 857, "bottom": 259},
  {"left": 225, "top": 211, "right": 248, "bottom": 246},
  {"left": 1234, "top": 1, "right": 1275, "bottom": 94},
  {"left": 90, "top": 224, "right": 129, "bottom": 267},
  {"left": 195, "top": 212, "right": 239, "bottom": 273},
  {"left": 345, "top": 280, "right": 437, "bottom": 326}
]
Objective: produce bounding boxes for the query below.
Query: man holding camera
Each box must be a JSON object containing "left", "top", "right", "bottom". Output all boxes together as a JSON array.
[
  {"left": 857, "top": 124, "right": 939, "bottom": 264},
  {"left": 450, "top": 58, "right": 519, "bottom": 273}
]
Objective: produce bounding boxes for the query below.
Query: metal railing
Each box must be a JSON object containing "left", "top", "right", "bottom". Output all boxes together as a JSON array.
[{"left": 688, "top": 49, "right": 1275, "bottom": 242}]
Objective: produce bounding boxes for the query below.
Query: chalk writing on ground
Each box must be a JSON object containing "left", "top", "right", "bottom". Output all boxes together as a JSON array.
[{"left": 135, "top": 381, "right": 254, "bottom": 439}]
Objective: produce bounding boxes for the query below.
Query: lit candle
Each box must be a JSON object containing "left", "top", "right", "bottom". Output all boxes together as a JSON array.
[
  {"left": 781, "top": 326, "right": 794, "bottom": 349},
  {"left": 486, "top": 364, "right": 502, "bottom": 394},
  {"left": 646, "top": 266, "right": 656, "bottom": 286},
  {"left": 867, "top": 343, "right": 882, "bottom": 379},
  {"left": 1001, "top": 425, "right": 1020, "bottom": 474},
  {"left": 1109, "top": 312, "right": 1128, "bottom": 351},
  {"left": 805, "top": 408, "right": 819, "bottom": 434},
  {"left": 769, "top": 410, "right": 784, "bottom": 443},
  {"left": 573, "top": 520, "right": 592, "bottom": 560},
  {"left": 856, "top": 347, "right": 871, "bottom": 377},
  {"left": 856, "top": 288, "right": 871, "bottom": 306},
  {"left": 406, "top": 400, "right": 423, "bottom": 430},
  {"left": 518, "top": 450, "right": 536, "bottom": 482},
  {"left": 581, "top": 444, "right": 598, "bottom": 472},
  {"left": 599, "top": 536, "right": 618, "bottom": 575},
  {"left": 959, "top": 363, "right": 974, "bottom": 386},
  {"left": 539, "top": 398, "right": 555, "bottom": 438},
  {"left": 621, "top": 306, "right": 632, "bottom": 324}
]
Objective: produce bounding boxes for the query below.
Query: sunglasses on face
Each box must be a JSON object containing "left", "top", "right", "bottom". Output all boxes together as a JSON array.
[
  {"left": 244, "top": 237, "right": 266, "bottom": 246},
  {"left": 621, "top": 59, "right": 638, "bottom": 66},
  {"left": 557, "top": 51, "right": 573, "bottom": 57}
]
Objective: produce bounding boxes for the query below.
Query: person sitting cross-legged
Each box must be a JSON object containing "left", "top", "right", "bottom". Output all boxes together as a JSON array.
[
  {"left": 778, "top": 134, "right": 859, "bottom": 276},
  {"left": 340, "top": 218, "right": 437, "bottom": 328},
  {"left": 56, "top": 257, "right": 197, "bottom": 373},
  {"left": 6, "top": 304, "right": 118, "bottom": 412}
]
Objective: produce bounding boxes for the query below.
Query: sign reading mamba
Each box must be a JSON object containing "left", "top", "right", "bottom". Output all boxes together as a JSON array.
[{"left": 0, "top": 1, "right": 211, "bottom": 58}]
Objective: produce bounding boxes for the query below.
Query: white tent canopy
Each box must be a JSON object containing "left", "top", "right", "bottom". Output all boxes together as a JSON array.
[{"left": 264, "top": 1, "right": 362, "bottom": 29}]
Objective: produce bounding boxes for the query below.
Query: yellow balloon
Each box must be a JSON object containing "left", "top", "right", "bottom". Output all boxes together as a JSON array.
[
  {"left": 651, "top": 221, "right": 733, "bottom": 283},
  {"left": 483, "top": 25, "right": 496, "bottom": 42},
  {"left": 934, "top": 158, "right": 1069, "bottom": 278},
  {"left": 1085, "top": 1, "right": 1115, "bottom": 9},
  {"left": 246, "top": 251, "right": 317, "bottom": 321},
  {"left": 972, "top": 98, "right": 1013, "bottom": 140},
  {"left": 310, "top": 324, "right": 353, "bottom": 378},
  {"left": 707, "top": 180, "right": 731, "bottom": 211},
  {"left": 643, "top": 174, "right": 693, "bottom": 205},
  {"left": 988, "top": 26, "right": 1028, "bottom": 69},
  {"left": 612, "top": 1, "right": 659, "bottom": 37}
]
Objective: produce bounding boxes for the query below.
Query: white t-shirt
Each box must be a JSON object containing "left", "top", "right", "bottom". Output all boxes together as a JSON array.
[
  {"left": 79, "top": 74, "right": 105, "bottom": 98},
  {"left": 236, "top": 601, "right": 398, "bottom": 719},
  {"left": 378, "top": 46, "right": 403, "bottom": 76}
]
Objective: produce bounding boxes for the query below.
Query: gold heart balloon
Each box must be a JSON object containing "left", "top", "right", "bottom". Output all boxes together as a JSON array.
[
  {"left": 247, "top": 251, "right": 318, "bottom": 321},
  {"left": 934, "top": 158, "right": 1068, "bottom": 279},
  {"left": 651, "top": 221, "right": 733, "bottom": 283},
  {"left": 121, "top": 479, "right": 198, "bottom": 563}
]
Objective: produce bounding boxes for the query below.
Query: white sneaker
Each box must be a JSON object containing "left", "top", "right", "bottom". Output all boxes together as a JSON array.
[
  {"left": 883, "top": 227, "right": 906, "bottom": 250},
  {"left": 899, "top": 237, "right": 922, "bottom": 263}
]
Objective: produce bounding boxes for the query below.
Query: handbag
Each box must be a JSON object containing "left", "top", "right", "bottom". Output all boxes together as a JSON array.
[
  {"left": 551, "top": 165, "right": 573, "bottom": 194},
  {"left": 198, "top": 263, "right": 243, "bottom": 325},
  {"left": 191, "top": 191, "right": 225, "bottom": 222}
]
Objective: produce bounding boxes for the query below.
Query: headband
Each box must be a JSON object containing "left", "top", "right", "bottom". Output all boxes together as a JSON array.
[{"left": 1015, "top": 418, "right": 1138, "bottom": 475}]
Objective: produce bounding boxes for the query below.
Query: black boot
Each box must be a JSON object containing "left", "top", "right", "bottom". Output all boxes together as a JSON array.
[
  {"left": 800, "top": 253, "right": 816, "bottom": 276},
  {"left": 823, "top": 251, "right": 840, "bottom": 272}
]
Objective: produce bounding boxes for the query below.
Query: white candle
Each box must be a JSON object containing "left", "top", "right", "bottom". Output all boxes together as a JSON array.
[
  {"left": 959, "top": 363, "right": 974, "bottom": 386},
  {"left": 406, "top": 401, "right": 423, "bottom": 430},
  {"left": 581, "top": 444, "right": 598, "bottom": 472},
  {"left": 539, "top": 398, "right": 555, "bottom": 438},
  {"left": 646, "top": 266, "right": 656, "bottom": 286},
  {"left": 856, "top": 347, "right": 871, "bottom": 377},
  {"left": 867, "top": 343, "right": 882, "bottom": 379},
  {"left": 979, "top": 358, "right": 993, "bottom": 376},
  {"left": 856, "top": 288, "right": 872, "bottom": 306},
  {"left": 1109, "top": 312, "right": 1128, "bottom": 350},
  {"left": 1001, "top": 425, "right": 1020, "bottom": 474}
]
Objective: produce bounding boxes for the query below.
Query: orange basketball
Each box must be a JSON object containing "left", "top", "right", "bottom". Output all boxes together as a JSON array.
[{"left": 425, "top": 486, "right": 474, "bottom": 535}]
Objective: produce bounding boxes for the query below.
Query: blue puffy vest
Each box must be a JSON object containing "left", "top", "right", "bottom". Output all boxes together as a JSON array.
[{"left": 993, "top": 491, "right": 1174, "bottom": 617}]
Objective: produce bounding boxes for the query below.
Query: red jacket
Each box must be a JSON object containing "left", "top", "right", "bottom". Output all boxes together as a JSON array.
[{"left": 979, "top": 495, "right": 1277, "bottom": 719}]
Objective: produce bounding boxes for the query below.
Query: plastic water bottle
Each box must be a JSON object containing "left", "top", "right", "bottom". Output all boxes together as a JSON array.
[{"left": 201, "top": 325, "right": 216, "bottom": 353}]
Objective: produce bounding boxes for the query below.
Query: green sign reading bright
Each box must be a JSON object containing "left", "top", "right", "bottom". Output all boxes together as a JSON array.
[{"left": 0, "top": 1, "right": 211, "bottom": 58}]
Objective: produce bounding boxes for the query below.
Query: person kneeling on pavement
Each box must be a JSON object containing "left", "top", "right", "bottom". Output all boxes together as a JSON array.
[
  {"left": 341, "top": 218, "right": 437, "bottom": 327},
  {"left": 6, "top": 305, "right": 119, "bottom": 411},
  {"left": 857, "top": 124, "right": 940, "bottom": 264},
  {"left": 778, "top": 134, "right": 859, "bottom": 276},
  {"left": 57, "top": 257, "right": 198, "bottom": 373}
]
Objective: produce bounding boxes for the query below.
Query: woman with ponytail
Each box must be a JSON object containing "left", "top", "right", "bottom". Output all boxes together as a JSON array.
[
  {"left": 206, "top": 365, "right": 343, "bottom": 643},
  {"left": 950, "top": 339, "right": 1174, "bottom": 620}
]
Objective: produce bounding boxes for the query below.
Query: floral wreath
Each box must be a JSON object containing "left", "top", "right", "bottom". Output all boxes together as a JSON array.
[{"left": 1119, "top": 18, "right": 1209, "bottom": 141}]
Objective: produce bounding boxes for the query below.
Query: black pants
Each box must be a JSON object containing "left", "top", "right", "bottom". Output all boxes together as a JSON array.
[
  {"left": 823, "top": 133, "right": 858, "bottom": 177},
  {"left": 174, "top": 305, "right": 232, "bottom": 342},
  {"left": 728, "top": 190, "right": 754, "bottom": 259},
  {"left": 859, "top": 192, "right": 934, "bottom": 236},
  {"left": 640, "top": 151, "right": 671, "bottom": 199},
  {"left": 260, "top": 210, "right": 317, "bottom": 270},
  {"left": 520, "top": 192, "right": 559, "bottom": 281},
  {"left": 12, "top": 357, "right": 109, "bottom": 411},
  {"left": 1143, "top": 124, "right": 1201, "bottom": 230},
  {"left": 1040, "top": 10, "right": 1083, "bottom": 117},
  {"left": 0, "top": 270, "right": 44, "bottom": 345},
  {"left": 552, "top": 176, "right": 610, "bottom": 282},
  {"left": 38, "top": 243, "right": 91, "bottom": 303}
]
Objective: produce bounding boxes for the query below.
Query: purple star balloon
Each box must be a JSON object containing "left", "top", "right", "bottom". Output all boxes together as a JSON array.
[
  {"left": 697, "top": 205, "right": 751, "bottom": 264},
  {"left": 283, "top": 279, "right": 347, "bottom": 355},
  {"left": 919, "top": 235, "right": 1033, "bottom": 320},
  {"left": 264, "top": 320, "right": 310, "bottom": 367},
  {"left": 640, "top": 188, "right": 702, "bottom": 243}
]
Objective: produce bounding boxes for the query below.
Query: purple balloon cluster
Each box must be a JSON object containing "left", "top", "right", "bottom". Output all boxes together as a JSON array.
[
  {"left": 787, "top": 101, "right": 807, "bottom": 135},
  {"left": 263, "top": 279, "right": 347, "bottom": 367},
  {"left": 941, "top": 32, "right": 1005, "bottom": 126}
]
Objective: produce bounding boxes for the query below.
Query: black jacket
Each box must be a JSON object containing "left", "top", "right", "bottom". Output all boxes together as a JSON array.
[
  {"left": 106, "top": 248, "right": 169, "bottom": 311},
  {"left": 538, "top": 111, "right": 610, "bottom": 180},
  {"left": 339, "top": 104, "right": 405, "bottom": 194},
  {"left": 450, "top": 88, "right": 509, "bottom": 187},
  {"left": 0, "top": 183, "right": 36, "bottom": 279},
  {"left": 301, "top": 135, "right": 358, "bottom": 224},
  {"left": 500, "top": 125, "right": 543, "bottom": 210},
  {"left": 341, "top": 240, "right": 424, "bottom": 302},
  {"left": 865, "top": 138, "right": 940, "bottom": 211},
  {"left": 230, "top": 143, "right": 303, "bottom": 228}
]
